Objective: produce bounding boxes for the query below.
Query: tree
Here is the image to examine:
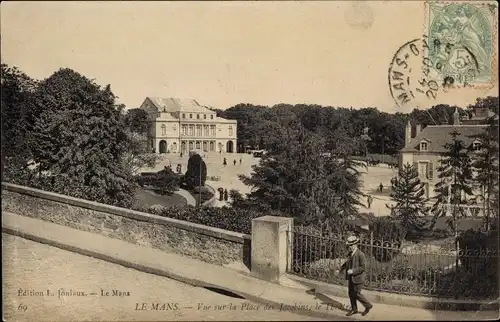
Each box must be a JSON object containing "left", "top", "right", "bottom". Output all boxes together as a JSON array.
[
  {"left": 1, "top": 63, "right": 39, "bottom": 171},
  {"left": 468, "top": 97, "right": 499, "bottom": 229},
  {"left": 432, "top": 130, "right": 474, "bottom": 234},
  {"left": 183, "top": 153, "right": 207, "bottom": 189},
  {"left": 29, "top": 68, "right": 136, "bottom": 207},
  {"left": 389, "top": 163, "right": 428, "bottom": 230},
  {"left": 123, "top": 108, "right": 149, "bottom": 135},
  {"left": 122, "top": 130, "right": 161, "bottom": 175},
  {"left": 327, "top": 122, "right": 366, "bottom": 216},
  {"left": 238, "top": 121, "right": 362, "bottom": 231}
]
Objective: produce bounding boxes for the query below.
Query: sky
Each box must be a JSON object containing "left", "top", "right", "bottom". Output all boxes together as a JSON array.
[{"left": 1, "top": 1, "right": 498, "bottom": 113}]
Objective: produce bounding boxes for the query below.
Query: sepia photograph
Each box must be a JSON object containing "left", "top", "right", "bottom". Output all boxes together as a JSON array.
[{"left": 1, "top": 1, "right": 499, "bottom": 321}]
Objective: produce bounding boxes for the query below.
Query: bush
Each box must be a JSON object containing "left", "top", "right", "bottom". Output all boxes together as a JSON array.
[
  {"left": 137, "top": 167, "right": 180, "bottom": 195},
  {"left": 369, "top": 217, "right": 407, "bottom": 241},
  {"left": 184, "top": 153, "right": 207, "bottom": 189},
  {"left": 134, "top": 204, "right": 267, "bottom": 234},
  {"left": 367, "top": 217, "right": 405, "bottom": 262},
  {"left": 457, "top": 229, "right": 498, "bottom": 277},
  {"left": 190, "top": 186, "right": 215, "bottom": 205}
]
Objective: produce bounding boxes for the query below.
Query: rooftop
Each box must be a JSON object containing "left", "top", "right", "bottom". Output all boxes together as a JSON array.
[
  {"left": 146, "top": 97, "right": 214, "bottom": 114},
  {"left": 401, "top": 124, "right": 489, "bottom": 153}
]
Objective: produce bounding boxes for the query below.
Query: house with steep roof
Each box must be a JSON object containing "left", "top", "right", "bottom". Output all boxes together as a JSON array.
[
  {"left": 399, "top": 107, "right": 490, "bottom": 200},
  {"left": 139, "top": 97, "right": 237, "bottom": 154}
]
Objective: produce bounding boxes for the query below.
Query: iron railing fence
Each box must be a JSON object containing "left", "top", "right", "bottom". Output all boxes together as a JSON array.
[{"left": 286, "top": 227, "right": 498, "bottom": 300}]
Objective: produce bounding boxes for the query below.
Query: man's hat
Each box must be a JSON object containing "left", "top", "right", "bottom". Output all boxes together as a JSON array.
[{"left": 346, "top": 235, "right": 360, "bottom": 246}]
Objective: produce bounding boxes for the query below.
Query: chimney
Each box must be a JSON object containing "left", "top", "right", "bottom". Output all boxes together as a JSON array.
[
  {"left": 405, "top": 120, "right": 412, "bottom": 145},
  {"left": 453, "top": 108, "right": 460, "bottom": 126},
  {"left": 415, "top": 124, "right": 422, "bottom": 137}
]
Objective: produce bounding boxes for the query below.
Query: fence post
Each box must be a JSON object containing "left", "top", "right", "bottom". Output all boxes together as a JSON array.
[{"left": 251, "top": 216, "right": 294, "bottom": 283}]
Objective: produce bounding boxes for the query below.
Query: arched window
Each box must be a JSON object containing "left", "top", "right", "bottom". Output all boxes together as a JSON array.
[
  {"left": 161, "top": 124, "right": 167, "bottom": 136},
  {"left": 229, "top": 126, "right": 233, "bottom": 136}
]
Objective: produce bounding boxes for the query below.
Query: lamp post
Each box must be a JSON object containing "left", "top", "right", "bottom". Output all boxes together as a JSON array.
[{"left": 198, "top": 159, "right": 202, "bottom": 210}]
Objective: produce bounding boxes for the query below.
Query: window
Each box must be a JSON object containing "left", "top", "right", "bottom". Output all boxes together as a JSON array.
[
  {"left": 188, "top": 125, "right": 194, "bottom": 136},
  {"left": 196, "top": 141, "right": 201, "bottom": 149},
  {"left": 173, "top": 125, "right": 177, "bottom": 131},
  {"left": 210, "top": 125, "right": 216, "bottom": 136},
  {"left": 415, "top": 161, "right": 433, "bottom": 180},
  {"left": 204, "top": 125, "right": 209, "bottom": 136},
  {"left": 428, "top": 162, "right": 434, "bottom": 180},
  {"left": 182, "top": 113, "right": 186, "bottom": 119},
  {"left": 181, "top": 125, "right": 188, "bottom": 136},
  {"left": 472, "top": 141, "right": 482, "bottom": 151},
  {"left": 197, "top": 114, "right": 200, "bottom": 119},
  {"left": 196, "top": 125, "right": 202, "bottom": 136},
  {"left": 229, "top": 126, "right": 233, "bottom": 136},
  {"left": 204, "top": 114, "right": 207, "bottom": 119},
  {"left": 189, "top": 114, "right": 193, "bottom": 119},
  {"left": 420, "top": 142, "right": 428, "bottom": 151},
  {"left": 209, "top": 141, "right": 215, "bottom": 151},
  {"left": 210, "top": 115, "right": 214, "bottom": 119},
  {"left": 161, "top": 124, "right": 166, "bottom": 136}
]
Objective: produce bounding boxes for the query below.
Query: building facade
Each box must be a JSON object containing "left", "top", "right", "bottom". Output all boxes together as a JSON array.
[
  {"left": 140, "top": 97, "right": 237, "bottom": 154},
  {"left": 399, "top": 108, "right": 492, "bottom": 200}
]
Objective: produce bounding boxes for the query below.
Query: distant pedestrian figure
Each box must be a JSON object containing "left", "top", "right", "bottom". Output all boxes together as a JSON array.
[
  {"left": 223, "top": 157, "right": 227, "bottom": 167},
  {"left": 180, "top": 152, "right": 183, "bottom": 158},
  {"left": 367, "top": 195, "right": 373, "bottom": 209},
  {"left": 379, "top": 183, "right": 383, "bottom": 193},
  {"left": 223, "top": 189, "right": 229, "bottom": 201},
  {"left": 233, "top": 159, "right": 236, "bottom": 166},
  {"left": 239, "top": 158, "right": 242, "bottom": 165},
  {"left": 218, "top": 188, "right": 224, "bottom": 201}
]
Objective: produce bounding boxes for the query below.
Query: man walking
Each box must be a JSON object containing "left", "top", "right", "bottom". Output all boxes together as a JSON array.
[
  {"left": 367, "top": 195, "right": 373, "bottom": 209},
  {"left": 337, "top": 235, "right": 373, "bottom": 316}
]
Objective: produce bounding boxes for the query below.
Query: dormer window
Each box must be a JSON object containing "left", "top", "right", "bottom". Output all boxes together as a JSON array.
[
  {"left": 182, "top": 113, "right": 186, "bottom": 119},
  {"left": 204, "top": 114, "right": 207, "bottom": 119},
  {"left": 472, "top": 140, "right": 482, "bottom": 151},
  {"left": 189, "top": 114, "right": 193, "bottom": 119},
  {"left": 420, "top": 141, "right": 428, "bottom": 151},
  {"left": 210, "top": 115, "right": 214, "bottom": 119},
  {"left": 197, "top": 114, "right": 200, "bottom": 119}
]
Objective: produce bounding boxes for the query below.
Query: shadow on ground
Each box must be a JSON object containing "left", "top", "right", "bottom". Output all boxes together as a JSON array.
[
  {"left": 306, "top": 289, "right": 350, "bottom": 312},
  {"left": 203, "top": 286, "right": 246, "bottom": 299}
]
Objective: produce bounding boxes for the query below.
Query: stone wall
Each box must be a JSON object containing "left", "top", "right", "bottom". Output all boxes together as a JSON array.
[{"left": 1, "top": 183, "right": 251, "bottom": 268}]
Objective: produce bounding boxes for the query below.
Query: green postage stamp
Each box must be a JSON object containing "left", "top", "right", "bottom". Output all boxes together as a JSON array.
[{"left": 427, "top": 1, "right": 498, "bottom": 86}]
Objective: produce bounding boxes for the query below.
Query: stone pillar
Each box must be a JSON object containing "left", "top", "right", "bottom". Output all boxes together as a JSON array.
[
  {"left": 251, "top": 216, "right": 293, "bottom": 283},
  {"left": 156, "top": 139, "right": 161, "bottom": 154}
]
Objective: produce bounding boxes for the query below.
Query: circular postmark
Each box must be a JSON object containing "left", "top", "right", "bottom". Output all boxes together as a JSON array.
[{"left": 388, "top": 37, "right": 441, "bottom": 109}]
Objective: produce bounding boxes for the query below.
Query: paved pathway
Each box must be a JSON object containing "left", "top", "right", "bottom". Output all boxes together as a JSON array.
[
  {"left": 2, "top": 233, "right": 327, "bottom": 321},
  {"left": 142, "top": 153, "right": 399, "bottom": 215},
  {"left": 3, "top": 212, "right": 496, "bottom": 321},
  {"left": 175, "top": 188, "right": 197, "bottom": 206}
]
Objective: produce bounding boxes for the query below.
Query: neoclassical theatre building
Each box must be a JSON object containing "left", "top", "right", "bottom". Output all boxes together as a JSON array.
[{"left": 140, "top": 97, "right": 237, "bottom": 154}]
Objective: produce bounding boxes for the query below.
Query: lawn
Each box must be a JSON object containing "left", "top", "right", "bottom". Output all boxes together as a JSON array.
[{"left": 133, "top": 188, "right": 187, "bottom": 209}]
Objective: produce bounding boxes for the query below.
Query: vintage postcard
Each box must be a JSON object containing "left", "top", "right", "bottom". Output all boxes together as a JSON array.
[{"left": 2, "top": 1, "right": 499, "bottom": 321}]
